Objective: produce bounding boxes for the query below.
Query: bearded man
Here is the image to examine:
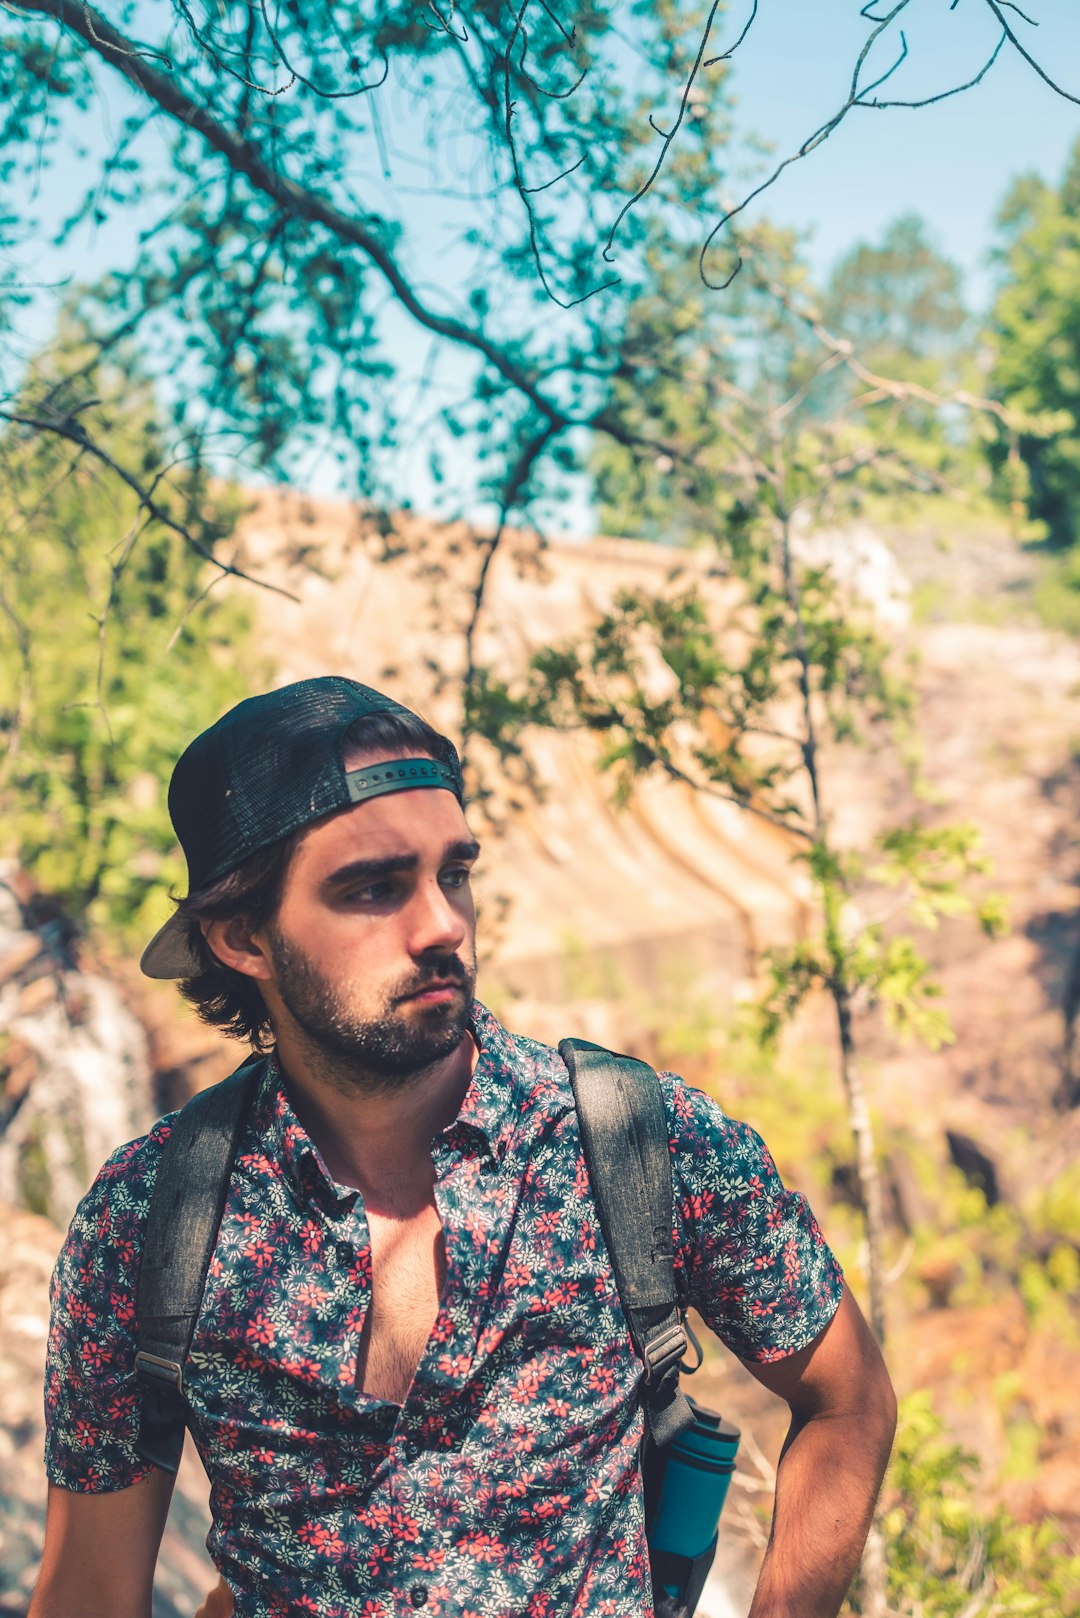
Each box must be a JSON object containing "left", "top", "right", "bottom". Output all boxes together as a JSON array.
[{"left": 32, "top": 676, "right": 895, "bottom": 1618}]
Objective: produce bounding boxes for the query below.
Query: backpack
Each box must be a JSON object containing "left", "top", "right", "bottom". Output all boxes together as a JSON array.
[{"left": 133, "top": 1040, "right": 716, "bottom": 1616}]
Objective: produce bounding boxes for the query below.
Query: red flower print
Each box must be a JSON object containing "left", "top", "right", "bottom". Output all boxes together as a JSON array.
[
  {"left": 245, "top": 1238, "right": 276, "bottom": 1271},
  {"left": 457, "top": 1531, "right": 504, "bottom": 1565},
  {"left": 244, "top": 1312, "right": 276, "bottom": 1347},
  {"left": 79, "top": 1340, "right": 109, "bottom": 1372}
]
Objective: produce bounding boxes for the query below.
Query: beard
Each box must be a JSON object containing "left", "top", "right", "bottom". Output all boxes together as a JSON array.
[{"left": 266, "top": 928, "right": 476, "bottom": 1092}]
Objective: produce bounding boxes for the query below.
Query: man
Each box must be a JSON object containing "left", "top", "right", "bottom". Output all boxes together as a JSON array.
[{"left": 32, "top": 675, "right": 896, "bottom": 1618}]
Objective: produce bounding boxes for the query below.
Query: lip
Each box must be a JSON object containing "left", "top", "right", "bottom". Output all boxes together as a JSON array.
[{"left": 401, "top": 981, "right": 461, "bottom": 1005}]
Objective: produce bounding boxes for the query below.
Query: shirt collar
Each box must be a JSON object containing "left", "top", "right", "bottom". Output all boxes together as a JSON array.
[
  {"left": 255, "top": 1053, "right": 358, "bottom": 1208},
  {"left": 255, "top": 999, "right": 520, "bottom": 1200},
  {"left": 448, "top": 1000, "right": 519, "bottom": 1165}
]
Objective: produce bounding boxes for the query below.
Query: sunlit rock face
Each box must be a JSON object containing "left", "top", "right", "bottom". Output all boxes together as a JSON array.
[
  {"left": 0, "top": 1203, "right": 217, "bottom": 1618},
  {"left": 0, "top": 868, "right": 152, "bottom": 1228},
  {"left": 0, "top": 874, "right": 219, "bottom": 1613}
]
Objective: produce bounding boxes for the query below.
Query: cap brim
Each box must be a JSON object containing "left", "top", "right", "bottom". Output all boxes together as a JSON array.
[{"left": 140, "top": 911, "right": 204, "bottom": 980}]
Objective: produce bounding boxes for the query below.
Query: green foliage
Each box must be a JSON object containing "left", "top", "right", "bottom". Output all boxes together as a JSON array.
[
  {"left": 1031, "top": 548, "right": 1080, "bottom": 636},
  {"left": 893, "top": 1138, "right": 1080, "bottom": 1334},
  {"left": 823, "top": 213, "right": 970, "bottom": 368},
  {"left": 0, "top": 321, "right": 261, "bottom": 946},
  {"left": 874, "top": 1392, "right": 1080, "bottom": 1617},
  {"left": 0, "top": 0, "right": 750, "bottom": 526},
  {"left": 1033, "top": 1159, "right": 1080, "bottom": 1248},
  {"left": 749, "top": 941, "right": 827, "bottom": 1050},
  {"left": 989, "top": 138, "right": 1080, "bottom": 550},
  {"left": 872, "top": 821, "right": 988, "bottom": 926}
]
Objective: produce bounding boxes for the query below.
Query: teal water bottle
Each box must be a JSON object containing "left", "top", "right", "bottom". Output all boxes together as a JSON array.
[{"left": 647, "top": 1397, "right": 741, "bottom": 1618}]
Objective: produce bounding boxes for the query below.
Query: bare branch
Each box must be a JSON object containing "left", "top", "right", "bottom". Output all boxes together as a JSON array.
[
  {"left": 561, "top": 719, "right": 814, "bottom": 841},
  {"left": 980, "top": 0, "right": 1080, "bottom": 107},
  {"left": 660, "top": 753, "right": 812, "bottom": 840},
  {"left": 462, "top": 418, "right": 560, "bottom": 735},
  {"left": 503, "top": 0, "right": 617, "bottom": 308},
  {"left": 698, "top": 0, "right": 918, "bottom": 288},
  {"left": 754, "top": 269, "right": 1023, "bottom": 431},
  {"left": 173, "top": 0, "right": 296, "bottom": 96},
  {"left": 0, "top": 407, "right": 299, "bottom": 600},
  {"left": 601, "top": 0, "right": 727, "bottom": 262},
  {"left": 704, "top": 0, "right": 760, "bottom": 69},
  {"left": 866, "top": 26, "right": 1006, "bottom": 109},
  {"left": 164, "top": 565, "right": 230, "bottom": 654},
  {"left": 255, "top": 0, "right": 389, "bottom": 99},
  {"left": 523, "top": 153, "right": 586, "bottom": 194}
]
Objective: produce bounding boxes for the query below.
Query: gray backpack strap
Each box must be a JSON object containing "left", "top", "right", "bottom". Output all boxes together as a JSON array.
[
  {"left": 559, "top": 1038, "right": 694, "bottom": 1450},
  {"left": 134, "top": 1055, "right": 265, "bottom": 1473}
]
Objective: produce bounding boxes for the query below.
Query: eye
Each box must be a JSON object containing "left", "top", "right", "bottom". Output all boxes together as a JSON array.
[
  {"left": 441, "top": 865, "right": 472, "bottom": 890},
  {"left": 347, "top": 878, "right": 397, "bottom": 905}
]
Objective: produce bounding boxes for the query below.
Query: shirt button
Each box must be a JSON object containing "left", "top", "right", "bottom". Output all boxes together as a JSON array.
[
  {"left": 335, "top": 1241, "right": 353, "bottom": 1265},
  {"left": 409, "top": 1584, "right": 429, "bottom": 1608}
]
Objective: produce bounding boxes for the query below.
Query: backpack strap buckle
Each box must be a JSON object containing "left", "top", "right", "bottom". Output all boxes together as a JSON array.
[
  {"left": 135, "top": 1350, "right": 185, "bottom": 1395},
  {"left": 641, "top": 1320, "right": 688, "bottom": 1385}
]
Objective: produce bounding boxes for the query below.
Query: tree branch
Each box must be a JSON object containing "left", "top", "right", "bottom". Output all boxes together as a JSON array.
[
  {"left": 980, "top": 0, "right": 1080, "bottom": 107},
  {"left": 0, "top": 407, "right": 299, "bottom": 600},
  {"left": 462, "top": 418, "right": 559, "bottom": 737},
  {"left": 9, "top": 0, "right": 573, "bottom": 427}
]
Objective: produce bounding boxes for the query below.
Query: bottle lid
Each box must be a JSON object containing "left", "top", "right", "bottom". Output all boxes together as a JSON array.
[{"left": 687, "top": 1397, "right": 722, "bottom": 1428}]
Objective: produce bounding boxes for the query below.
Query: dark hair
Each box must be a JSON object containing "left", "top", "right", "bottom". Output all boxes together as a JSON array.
[{"left": 174, "top": 707, "right": 459, "bottom": 1049}]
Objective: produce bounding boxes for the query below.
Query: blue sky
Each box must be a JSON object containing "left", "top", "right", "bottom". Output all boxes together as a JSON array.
[{"left": 725, "top": 0, "right": 1079, "bottom": 306}]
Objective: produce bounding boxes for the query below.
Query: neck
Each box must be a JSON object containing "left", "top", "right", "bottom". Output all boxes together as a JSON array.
[{"left": 272, "top": 1027, "right": 477, "bottom": 1210}]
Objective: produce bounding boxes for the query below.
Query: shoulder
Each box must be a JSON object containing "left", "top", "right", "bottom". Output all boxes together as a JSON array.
[
  {"left": 93, "top": 1113, "right": 178, "bottom": 1194},
  {"left": 657, "top": 1067, "right": 776, "bottom": 1174},
  {"left": 45, "top": 1117, "right": 180, "bottom": 1493},
  {"left": 654, "top": 1070, "right": 845, "bottom": 1359},
  {"left": 63, "top": 1055, "right": 270, "bottom": 1251},
  {"left": 53, "top": 1112, "right": 178, "bottom": 1294}
]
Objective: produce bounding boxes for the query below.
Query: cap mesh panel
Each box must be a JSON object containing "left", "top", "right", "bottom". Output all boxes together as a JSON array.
[{"left": 169, "top": 677, "right": 457, "bottom": 891}]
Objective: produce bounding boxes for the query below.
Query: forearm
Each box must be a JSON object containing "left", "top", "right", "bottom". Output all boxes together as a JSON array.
[{"left": 747, "top": 1404, "right": 895, "bottom": 1618}]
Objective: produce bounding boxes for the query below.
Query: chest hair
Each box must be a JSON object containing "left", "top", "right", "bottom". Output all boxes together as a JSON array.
[{"left": 355, "top": 1204, "right": 447, "bottom": 1405}]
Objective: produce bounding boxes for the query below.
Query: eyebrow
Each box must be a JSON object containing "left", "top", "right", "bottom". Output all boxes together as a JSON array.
[{"left": 321, "top": 840, "right": 481, "bottom": 891}]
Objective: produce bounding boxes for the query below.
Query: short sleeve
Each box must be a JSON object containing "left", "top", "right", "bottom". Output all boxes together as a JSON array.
[
  {"left": 661, "top": 1072, "right": 844, "bottom": 1363},
  {"left": 44, "top": 1123, "right": 170, "bottom": 1492}
]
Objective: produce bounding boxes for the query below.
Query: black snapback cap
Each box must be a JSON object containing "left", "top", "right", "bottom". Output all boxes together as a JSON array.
[{"left": 140, "top": 675, "right": 463, "bottom": 979}]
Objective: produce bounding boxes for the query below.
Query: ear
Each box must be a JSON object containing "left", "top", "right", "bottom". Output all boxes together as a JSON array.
[{"left": 202, "top": 917, "right": 273, "bottom": 981}]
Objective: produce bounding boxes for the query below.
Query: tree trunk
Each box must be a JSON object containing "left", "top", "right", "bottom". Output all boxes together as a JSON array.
[
  {"left": 859, "top": 1520, "right": 890, "bottom": 1618},
  {"left": 833, "top": 978, "right": 890, "bottom": 1618},
  {"left": 832, "top": 980, "right": 888, "bottom": 1346}
]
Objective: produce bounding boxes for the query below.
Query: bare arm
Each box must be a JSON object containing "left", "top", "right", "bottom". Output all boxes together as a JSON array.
[
  {"left": 741, "top": 1285, "right": 897, "bottom": 1618},
  {"left": 29, "top": 1469, "right": 176, "bottom": 1618}
]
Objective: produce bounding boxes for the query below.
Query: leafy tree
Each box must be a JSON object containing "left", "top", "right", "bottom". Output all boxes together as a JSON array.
[
  {"left": 1, "top": 0, "right": 1075, "bottom": 555},
  {"left": 823, "top": 213, "right": 970, "bottom": 370},
  {"left": 0, "top": 318, "right": 262, "bottom": 947},
  {"left": 818, "top": 213, "right": 1006, "bottom": 517},
  {"left": 990, "top": 137, "right": 1080, "bottom": 549},
  {"left": 878, "top": 1391, "right": 1080, "bottom": 1616}
]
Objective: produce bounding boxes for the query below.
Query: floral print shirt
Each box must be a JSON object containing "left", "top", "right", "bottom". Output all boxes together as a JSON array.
[{"left": 45, "top": 1002, "right": 844, "bottom": 1618}]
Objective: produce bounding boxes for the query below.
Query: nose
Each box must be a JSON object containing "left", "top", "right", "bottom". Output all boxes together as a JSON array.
[{"left": 406, "top": 877, "right": 468, "bottom": 959}]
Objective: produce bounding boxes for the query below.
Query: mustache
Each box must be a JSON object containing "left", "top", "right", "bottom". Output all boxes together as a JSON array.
[{"left": 393, "top": 956, "right": 473, "bottom": 1003}]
